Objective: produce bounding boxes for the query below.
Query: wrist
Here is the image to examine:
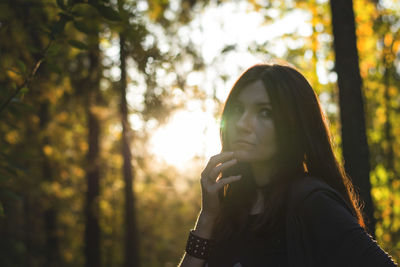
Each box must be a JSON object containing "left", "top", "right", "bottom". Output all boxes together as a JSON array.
[
  {"left": 193, "top": 211, "right": 218, "bottom": 239},
  {"left": 199, "top": 210, "right": 218, "bottom": 222}
]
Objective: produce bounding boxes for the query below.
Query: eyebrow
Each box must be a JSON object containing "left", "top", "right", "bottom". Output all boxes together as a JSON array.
[
  {"left": 234, "top": 100, "right": 272, "bottom": 106},
  {"left": 255, "top": 102, "right": 272, "bottom": 106}
]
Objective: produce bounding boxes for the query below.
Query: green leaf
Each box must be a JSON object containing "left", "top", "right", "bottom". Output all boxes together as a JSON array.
[
  {"left": 16, "top": 87, "right": 29, "bottom": 100},
  {"left": 94, "top": 4, "right": 122, "bottom": 21},
  {"left": 19, "top": 87, "right": 29, "bottom": 95},
  {"left": 46, "top": 62, "right": 62, "bottom": 75},
  {"left": 70, "top": 4, "right": 88, "bottom": 17},
  {"left": 16, "top": 60, "right": 26, "bottom": 74},
  {"left": 61, "top": 12, "right": 74, "bottom": 20},
  {"left": 51, "top": 13, "right": 73, "bottom": 39},
  {"left": 73, "top": 20, "right": 97, "bottom": 35},
  {"left": 67, "top": 0, "right": 83, "bottom": 6},
  {"left": 27, "top": 45, "right": 40, "bottom": 54},
  {"left": 68, "top": 39, "right": 89, "bottom": 50},
  {"left": 56, "top": 0, "right": 67, "bottom": 10},
  {"left": 47, "top": 44, "right": 61, "bottom": 57}
]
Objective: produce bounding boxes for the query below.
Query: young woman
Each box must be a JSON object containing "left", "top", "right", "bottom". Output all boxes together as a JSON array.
[{"left": 179, "top": 63, "right": 397, "bottom": 267}]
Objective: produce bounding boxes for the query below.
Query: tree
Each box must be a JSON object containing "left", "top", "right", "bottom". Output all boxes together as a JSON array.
[
  {"left": 329, "top": 0, "right": 375, "bottom": 234},
  {"left": 84, "top": 34, "right": 102, "bottom": 267},
  {"left": 119, "top": 32, "right": 140, "bottom": 267}
]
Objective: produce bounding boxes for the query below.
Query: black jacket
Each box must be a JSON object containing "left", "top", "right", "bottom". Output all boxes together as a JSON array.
[
  {"left": 286, "top": 176, "right": 397, "bottom": 267},
  {"left": 206, "top": 176, "right": 397, "bottom": 266}
]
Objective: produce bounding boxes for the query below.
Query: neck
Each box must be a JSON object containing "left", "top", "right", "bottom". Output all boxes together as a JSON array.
[{"left": 250, "top": 161, "right": 276, "bottom": 187}]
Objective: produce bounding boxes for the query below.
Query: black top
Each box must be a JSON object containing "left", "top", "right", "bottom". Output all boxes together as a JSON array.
[
  {"left": 204, "top": 176, "right": 397, "bottom": 267},
  {"left": 206, "top": 214, "right": 287, "bottom": 267}
]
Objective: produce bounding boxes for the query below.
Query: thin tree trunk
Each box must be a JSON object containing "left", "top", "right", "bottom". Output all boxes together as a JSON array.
[
  {"left": 39, "top": 101, "right": 60, "bottom": 266},
  {"left": 120, "top": 34, "right": 140, "bottom": 267},
  {"left": 23, "top": 197, "right": 33, "bottom": 267},
  {"left": 84, "top": 37, "right": 102, "bottom": 267},
  {"left": 329, "top": 0, "right": 375, "bottom": 235}
]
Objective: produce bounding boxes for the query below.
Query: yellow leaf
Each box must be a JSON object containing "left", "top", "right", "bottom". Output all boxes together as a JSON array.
[
  {"left": 384, "top": 34, "right": 393, "bottom": 47},
  {"left": 5, "top": 131, "right": 19, "bottom": 144},
  {"left": 43, "top": 145, "right": 53, "bottom": 156}
]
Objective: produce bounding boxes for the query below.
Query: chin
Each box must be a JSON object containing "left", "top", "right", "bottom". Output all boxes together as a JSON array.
[{"left": 233, "top": 150, "right": 257, "bottom": 162}]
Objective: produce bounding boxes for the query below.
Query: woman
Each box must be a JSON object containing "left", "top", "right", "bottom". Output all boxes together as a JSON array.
[{"left": 179, "top": 63, "right": 397, "bottom": 267}]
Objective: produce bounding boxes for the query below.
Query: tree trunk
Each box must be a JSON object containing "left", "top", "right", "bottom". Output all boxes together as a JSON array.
[
  {"left": 120, "top": 34, "right": 140, "bottom": 267},
  {"left": 329, "top": 0, "right": 375, "bottom": 235},
  {"left": 84, "top": 37, "right": 102, "bottom": 267},
  {"left": 39, "top": 101, "right": 60, "bottom": 266}
]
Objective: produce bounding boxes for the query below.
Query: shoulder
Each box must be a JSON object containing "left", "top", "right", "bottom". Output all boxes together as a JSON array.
[
  {"left": 287, "top": 175, "right": 354, "bottom": 218},
  {"left": 289, "top": 175, "right": 331, "bottom": 199}
]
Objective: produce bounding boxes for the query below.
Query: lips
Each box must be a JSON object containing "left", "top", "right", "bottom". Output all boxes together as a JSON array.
[{"left": 233, "top": 139, "right": 255, "bottom": 147}]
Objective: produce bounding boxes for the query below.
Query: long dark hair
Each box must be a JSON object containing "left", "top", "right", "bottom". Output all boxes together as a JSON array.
[{"left": 213, "top": 63, "right": 365, "bottom": 242}]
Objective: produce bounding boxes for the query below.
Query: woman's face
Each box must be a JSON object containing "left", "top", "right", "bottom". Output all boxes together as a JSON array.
[{"left": 227, "top": 80, "right": 277, "bottom": 164}]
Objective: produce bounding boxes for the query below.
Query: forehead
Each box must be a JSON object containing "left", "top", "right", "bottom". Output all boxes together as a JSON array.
[{"left": 236, "top": 80, "right": 270, "bottom": 104}]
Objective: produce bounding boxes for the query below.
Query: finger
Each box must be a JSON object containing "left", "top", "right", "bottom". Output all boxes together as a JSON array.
[
  {"left": 208, "top": 158, "right": 237, "bottom": 180},
  {"left": 202, "top": 152, "right": 234, "bottom": 177},
  {"left": 214, "top": 175, "right": 242, "bottom": 190}
]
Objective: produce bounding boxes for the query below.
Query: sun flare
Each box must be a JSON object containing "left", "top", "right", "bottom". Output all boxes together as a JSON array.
[{"left": 149, "top": 110, "right": 221, "bottom": 169}]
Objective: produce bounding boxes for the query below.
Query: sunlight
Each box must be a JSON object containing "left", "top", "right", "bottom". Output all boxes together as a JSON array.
[
  {"left": 149, "top": 109, "right": 221, "bottom": 169},
  {"left": 147, "top": 2, "right": 312, "bottom": 169}
]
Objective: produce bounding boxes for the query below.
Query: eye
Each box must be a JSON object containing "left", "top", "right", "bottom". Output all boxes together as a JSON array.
[{"left": 259, "top": 108, "right": 272, "bottom": 118}]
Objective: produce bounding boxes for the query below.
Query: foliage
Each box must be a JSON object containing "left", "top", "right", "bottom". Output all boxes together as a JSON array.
[{"left": 0, "top": 0, "right": 399, "bottom": 266}]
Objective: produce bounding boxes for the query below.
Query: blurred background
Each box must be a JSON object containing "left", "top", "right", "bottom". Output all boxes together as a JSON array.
[{"left": 0, "top": 0, "right": 399, "bottom": 266}]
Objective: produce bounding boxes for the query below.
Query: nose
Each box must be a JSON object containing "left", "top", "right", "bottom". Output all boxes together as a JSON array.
[{"left": 235, "top": 111, "right": 252, "bottom": 133}]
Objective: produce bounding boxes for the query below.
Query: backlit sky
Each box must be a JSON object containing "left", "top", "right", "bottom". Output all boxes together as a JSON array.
[
  {"left": 148, "top": 1, "right": 311, "bottom": 169},
  {"left": 102, "top": 1, "right": 324, "bottom": 170}
]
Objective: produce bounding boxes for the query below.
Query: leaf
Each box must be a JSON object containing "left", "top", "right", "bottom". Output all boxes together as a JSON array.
[
  {"left": 73, "top": 20, "right": 97, "bottom": 35},
  {"left": 67, "top": 0, "right": 83, "bottom": 6},
  {"left": 19, "top": 87, "right": 29, "bottom": 95},
  {"left": 59, "top": 12, "right": 74, "bottom": 23},
  {"left": 70, "top": 4, "right": 88, "bottom": 17},
  {"left": 47, "top": 44, "right": 61, "bottom": 57},
  {"left": 16, "top": 60, "right": 26, "bottom": 74},
  {"left": 27, "top": 45, "right": 40, "bottom": 54},
  {"left": 68, "top": 39, "right": 89, "bottom": 50},
  {"left": 221, "top": 44, "right": 236, "bottom": 54},
  {"left": 94, "top": 4, "right": 122, "bottom": 21},
  {"left": 16, "top": 87, "right": 29, "bottom": 100},
  {"left": 51, "top": 13, "right": 73, "bottom": 39},
  {"left": 56, "top": 0, "right": 67, "bottom": 10},
  {"left": 46, "top": 62, "right": 62, "bottom": 75}
]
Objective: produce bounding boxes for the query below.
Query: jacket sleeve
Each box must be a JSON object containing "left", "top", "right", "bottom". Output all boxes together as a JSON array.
[{"left": 297, "top": 189, "right": 397, "bottom": 267}]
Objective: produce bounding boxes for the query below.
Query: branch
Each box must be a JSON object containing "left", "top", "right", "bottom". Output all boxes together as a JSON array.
[
  {"left": 0, "top": 4, "right": 74, "bottom": 115},
  {"left": 0, "top": 41, "right": 52, "bottom": 114}
]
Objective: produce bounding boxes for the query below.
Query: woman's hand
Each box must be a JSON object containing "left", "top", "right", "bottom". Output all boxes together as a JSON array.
[{"left": 200, "top": 151, "right": 242, "bottom": 218}]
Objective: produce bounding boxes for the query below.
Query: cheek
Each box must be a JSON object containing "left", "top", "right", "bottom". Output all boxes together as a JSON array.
[
  {"left": 257, "top": 125, "right": 277, "bottom": 150},
  {"left": 224, "top": 123, "right": 235, "bottom": 148}
]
